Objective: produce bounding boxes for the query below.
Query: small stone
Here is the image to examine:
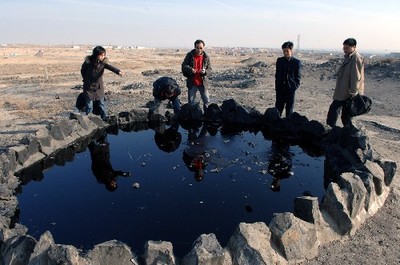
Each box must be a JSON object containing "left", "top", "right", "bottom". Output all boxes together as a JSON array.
[{"left": 133, "top": 182, "right": 140, "bottom": 189}]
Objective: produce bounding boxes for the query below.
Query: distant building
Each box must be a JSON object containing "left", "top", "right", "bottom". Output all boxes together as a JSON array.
[
  {"left": 389, "top": 52, "right": 400, "bottom": 58},
  {"left": 129, "top": 45, "right": 147, "bottom": 50}
]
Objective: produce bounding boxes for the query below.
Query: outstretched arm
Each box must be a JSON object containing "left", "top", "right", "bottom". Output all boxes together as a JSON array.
[{"left": 104, "top": 62, "right": 124, "bottom": 76}]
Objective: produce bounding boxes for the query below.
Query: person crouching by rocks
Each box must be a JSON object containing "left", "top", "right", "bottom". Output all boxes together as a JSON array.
[
  {"left": 152, "top": 76, "right": 181, "bottom": 114},
  {"left": 181, "top": 39, "right": 212, "bottom": 111},
  {"left": 326, "top": 38, "right": 364, "bottom": 127},
  {"left": 80, "top": 46, "right": 124, "bottom": 121}
]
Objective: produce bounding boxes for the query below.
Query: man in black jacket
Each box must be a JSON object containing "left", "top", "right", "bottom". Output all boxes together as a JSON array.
[
  {"left": 152, "top": 76, "right": 181, "bottom": 114},
  {"left": 275, "top": 41, "right": 301, "bottom": 117}
]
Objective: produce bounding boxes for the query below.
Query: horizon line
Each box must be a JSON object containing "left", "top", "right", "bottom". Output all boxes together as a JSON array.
[{"left": 0, "top": 43, "right": 395, "bottom": 55}]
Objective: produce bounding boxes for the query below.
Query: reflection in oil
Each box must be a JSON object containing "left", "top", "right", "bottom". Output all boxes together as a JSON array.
[
  {"left": 268, "top": 139, "right": 293, "bottom": 192},
  {"left": 88, "top": 132, "right": 131, "bottom": 192},
  {"left": 16, "top": 122, "right": 325, "bottom": 257}
]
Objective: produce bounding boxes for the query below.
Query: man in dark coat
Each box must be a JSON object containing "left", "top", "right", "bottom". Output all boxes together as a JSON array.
[
  {"left": 275, "top": 41, "right": 301, "bottom": 117},
  {"left": 152, "top": 76, "right": 181, "bottom": 114},
  {"left": 80, "top": 46, "right": 124, "bottom": 120}
]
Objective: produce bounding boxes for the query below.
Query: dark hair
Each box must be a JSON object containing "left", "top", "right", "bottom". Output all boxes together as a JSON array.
[
  {"left": 281, "top": 41, "right": 294, "bottom": 50},
  {"left": 105, "top": 180, "right": 117, "bottom": 192},
  {"left": 154, "top": 127, "right": 182, "bottom": 153},
  {"left": 194, "top": 39, "right": 205, "bottom": 47},
  {"left": 343, "top": 38, "right": 357, "bottom": 47},
  {"left": 92, "top": 46, "right": 106, "bottom": 57}
]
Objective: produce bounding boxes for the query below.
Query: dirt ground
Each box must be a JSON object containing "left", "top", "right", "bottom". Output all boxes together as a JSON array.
[{"left": 1, "top": 45, "right": 399, "bottom": 264}]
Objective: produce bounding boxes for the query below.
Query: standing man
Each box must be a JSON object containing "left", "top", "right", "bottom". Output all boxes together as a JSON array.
[
  {"left": 275, "top": 41, "right": 301, "bottom": 117},
  {"left": 181, "top": 39, "right": 212, "bottom": 111},
  {"left": 81, "top": 46, "right": 124, "bottom": 121},
  {"left": 326, "top": 38, "right": 364, "bottom": 127}
]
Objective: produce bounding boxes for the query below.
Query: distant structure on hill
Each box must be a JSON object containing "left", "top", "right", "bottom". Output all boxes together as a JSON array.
[
  {"left": 389, "top": 52, "right": 400, "bottom": 58},
  {"left": 297, "top": 34, "right": 300, "bottom": 51}
]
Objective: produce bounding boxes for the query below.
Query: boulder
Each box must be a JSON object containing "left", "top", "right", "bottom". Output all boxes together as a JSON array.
[
  {"left": 227, "top": 222, "right": 282, "bottom": 264},
  {"left": 293, "top": 196, "right": 322, "bottom": 226},
  {"left": 178, "top": 103, "right": 203, "bottom": 122},
  {"left": 0, "top": 235, "right": 36, "bottom": 265},
  {"left": 321, "top": 182, "right": 352, "bottom": 234},
  {"left": 143, "top": 240, "right": 176, "bottom": 265},
  {"left": 182, "top": 234, "right": 230, "bottom": 265},
  {"left": 269, "top": 212, "right": 318, "bottom": 261},
  {"left": 86, "top": 240, "right": 137, "bottom": 265}
]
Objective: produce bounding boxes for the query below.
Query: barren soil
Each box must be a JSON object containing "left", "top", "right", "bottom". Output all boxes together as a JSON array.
[{"left": 1, "top": 45, "right": 400, "bottom": 264}]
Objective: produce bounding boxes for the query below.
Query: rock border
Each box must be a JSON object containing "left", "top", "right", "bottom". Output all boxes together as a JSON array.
[{"left": 0, "top": 101, "right": 397, "bottom": 265}]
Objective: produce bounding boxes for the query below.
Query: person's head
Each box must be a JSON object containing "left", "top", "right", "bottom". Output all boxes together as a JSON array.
[
  {"left": 281, "top": 41, "right": 294, "bottom": 59},
  {"left": 164, "top": 84, "right": 174, "bottom": 98},
  {"left": 206, "top": 125, "right": 219, "bottom": 136},
  {"left": 194, "top": 169, "right": 204, "bottom": 181},
  {"left": 194, "top": 39, "right": 205, "bottom": 55},
  {"left": 154, "top": 127, "right": 182, "bottom": 153},
  {"left": 342, "top": 38, "right": 357, "bottom": 56},
  {"left": 92, "top": 46, "right": 106, "bottom": 61},
  {"left": 105, "top": 179, "right": 117, "bottom": 192},
  {"left": 270, "top": 178, "right": 281, "bottom": 192}
]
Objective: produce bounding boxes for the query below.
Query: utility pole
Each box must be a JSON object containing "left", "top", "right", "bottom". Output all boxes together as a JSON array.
[{"left": 297, "top": 34, "right": 300, "bottom": 51}]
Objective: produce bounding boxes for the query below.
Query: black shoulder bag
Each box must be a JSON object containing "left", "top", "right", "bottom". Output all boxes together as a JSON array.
[{"left": 345, "top": 94, "right": 372, "bottom": 117}]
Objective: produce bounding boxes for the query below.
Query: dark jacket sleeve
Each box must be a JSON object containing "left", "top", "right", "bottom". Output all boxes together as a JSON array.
[
  {"left": 275, "top": 58, "right": 283, "bottom": 89},
  {"left": 104, "top": 63, "right": 121, "bottom": 75},
  {"left": 203, "top": 53, "right": 212, "bottom": 77},
  {"left": 182, "top": 52, "right": 193, "bottom": 78},
  {"left": 81, "top": 62, "right": 88, "bottom": 80},
  {"left": 292, "top": 58, "right": 301, "bottom": 90}
]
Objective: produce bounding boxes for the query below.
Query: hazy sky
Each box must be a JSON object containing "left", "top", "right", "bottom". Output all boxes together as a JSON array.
[{"left": 1, "top": 0, "right": 399, "bottom": 52}]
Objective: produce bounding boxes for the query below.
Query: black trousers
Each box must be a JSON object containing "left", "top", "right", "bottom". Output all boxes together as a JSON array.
[
  {"left": 275, "top": 86, "right": 295, "bottom": 117},
  {"left": 326, "top": 100, "right": 352, "bottom": 127}
]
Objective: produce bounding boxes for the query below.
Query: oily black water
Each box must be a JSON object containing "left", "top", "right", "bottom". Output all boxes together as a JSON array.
[{"left": 16, "top": 124, "right": 325, "bottom": 257}]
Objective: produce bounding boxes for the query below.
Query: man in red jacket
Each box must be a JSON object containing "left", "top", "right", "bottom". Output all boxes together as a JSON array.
[{"left": 181, "top": 39, "right": 212, "bottom": 111}]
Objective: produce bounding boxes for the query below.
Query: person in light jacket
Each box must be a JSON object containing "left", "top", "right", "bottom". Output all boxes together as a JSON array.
[{"left": 326, "top": 38, "right": 365, "bottom": 127}]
